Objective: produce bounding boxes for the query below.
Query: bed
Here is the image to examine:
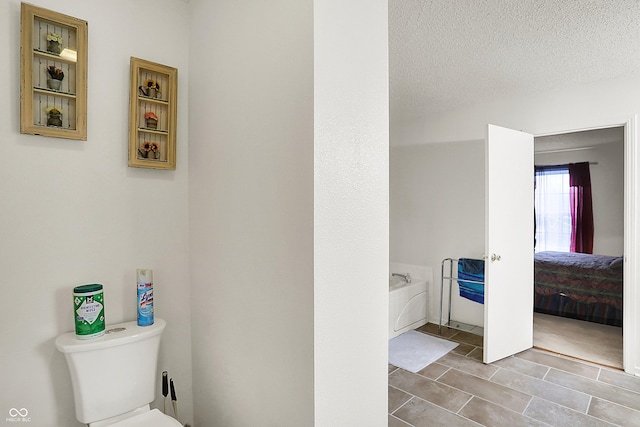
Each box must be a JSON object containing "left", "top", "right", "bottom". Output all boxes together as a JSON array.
[{"left": 534, "top": 251, "right": 624, "bottom": 327}]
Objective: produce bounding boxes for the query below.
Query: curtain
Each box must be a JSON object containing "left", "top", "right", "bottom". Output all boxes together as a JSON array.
[{"left": 569, "top": 162, "right": 594, "bottom": 254}]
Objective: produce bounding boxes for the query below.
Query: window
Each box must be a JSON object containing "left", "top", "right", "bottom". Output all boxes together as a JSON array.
[{"left": 535, "top": 166, "right": 571, "bottom": 252}]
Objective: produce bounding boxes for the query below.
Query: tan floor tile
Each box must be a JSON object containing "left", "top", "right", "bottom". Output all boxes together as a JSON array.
[
  {"left": 588, "top": 397, "right": 640, "bottom": 427},
  {"left": 393, "top": 397, "right": 479, "bottom": 427},
  {"left": 491, "top": 368, "right": 590, "bottom": 412},
  {"left": 516, "top": 348, "right": 599, "bottom": 379},
  {"left": 450, "top": 330, "right": 484, "bottom": 347},
  {"left": 466, "top": 347, "right": 483, "bottom": 361},
  {"left": 435, "top": 352, "right": 498, "bottom": 379},
  {"left": 388, "top": 414, "right": 412, "bottom": 427},
  {"left": 451, "top": 342, "right": 476, "bottom": 356},
  {"left": 389, "top": 385, "right": 412, "bottom": 413},
  {"left": 491, "top": 355, "right": 550, "bottom": 379},
  {"left": 416, "top": 362, "right": 449, "bottom": 380},
  {"left": 598, "top": 368, "right": 640, "bottom": 393},
  {"left": 546, "top": 369, "right": 640, "bottom": 412},
  {"left": 417, "top": 322, "right": 459, "bottom": 338},
  {"left": 525, "top": 397, "right": 614, "bottom": 427},
  {"left": 438, "top": 368, "right": 532, "bottom": 413},
  {"left": 389, "top": 369, "right": 472, "bottom": 412},
  {"left": 459, "top": 396, "right": 547, "bottom": 427},
  {"left": 388, "top": 330, "right": 640, "bottom": 427}
]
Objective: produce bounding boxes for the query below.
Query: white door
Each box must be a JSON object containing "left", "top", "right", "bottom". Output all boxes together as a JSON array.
[{"left": 484, "top": 124, "right": 534, "bottom": 363}]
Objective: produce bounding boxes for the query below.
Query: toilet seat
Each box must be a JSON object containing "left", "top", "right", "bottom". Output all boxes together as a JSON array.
[{"left": 108, "top": 409, "right": 182, "bottom": 426}]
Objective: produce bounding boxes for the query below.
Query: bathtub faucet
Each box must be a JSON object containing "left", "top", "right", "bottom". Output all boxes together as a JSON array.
[{"left": 392, "top": 273, "right": 412, "bottom": 283}]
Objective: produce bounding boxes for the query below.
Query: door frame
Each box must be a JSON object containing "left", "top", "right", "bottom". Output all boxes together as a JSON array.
[{"left": 530, "top": 114, "right": 638, "bottom": 375}]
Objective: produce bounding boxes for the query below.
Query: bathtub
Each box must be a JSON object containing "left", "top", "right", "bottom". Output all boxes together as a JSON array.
[{"left": 389, "top": 263, "right": 431, "bottom": 339}]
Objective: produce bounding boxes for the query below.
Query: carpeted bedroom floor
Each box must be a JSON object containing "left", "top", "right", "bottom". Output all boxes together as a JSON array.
[{"left": 533, "top": 312, "right": 623, "bottom": 369}]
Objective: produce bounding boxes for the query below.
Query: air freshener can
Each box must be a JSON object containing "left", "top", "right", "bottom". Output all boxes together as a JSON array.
[
  {"left": 73, "top": 284, "right": 105, "bottom": 339},
  {"left": 137, "top": 269, "right": 154, "bottom": 326}
]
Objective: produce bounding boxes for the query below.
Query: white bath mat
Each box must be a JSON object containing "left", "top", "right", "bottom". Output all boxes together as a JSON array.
[{"left": 389, "top": 330, "right": 459, "bottom": 373}]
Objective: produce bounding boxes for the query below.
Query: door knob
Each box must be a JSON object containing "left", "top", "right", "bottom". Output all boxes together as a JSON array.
[{"left": 491, "top": 254, "right": 501, "bottom": 262}]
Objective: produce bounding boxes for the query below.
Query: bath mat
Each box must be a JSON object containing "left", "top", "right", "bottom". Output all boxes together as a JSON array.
[{"left": 389, "top": 330, "right": 458, "bottom": 373}]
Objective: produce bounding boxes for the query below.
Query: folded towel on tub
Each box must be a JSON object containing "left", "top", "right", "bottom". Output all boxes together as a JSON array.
[{"left": 458, "top": 258, "right": 485, "bottom": 304}]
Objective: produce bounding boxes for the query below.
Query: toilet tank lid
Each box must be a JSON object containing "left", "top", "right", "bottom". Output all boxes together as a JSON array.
[{"left": 55, "top": 318, "right": 166, "bottom": 353}]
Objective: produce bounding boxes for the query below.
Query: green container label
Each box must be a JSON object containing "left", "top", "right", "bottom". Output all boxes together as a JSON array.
[{"left": 74, "top": 290, "right": 105, "bottom": 339}]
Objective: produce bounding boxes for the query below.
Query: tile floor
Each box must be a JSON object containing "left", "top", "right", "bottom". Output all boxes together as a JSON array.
[{"left": 389, "top": 323, "right": 640, "bottom": 427}]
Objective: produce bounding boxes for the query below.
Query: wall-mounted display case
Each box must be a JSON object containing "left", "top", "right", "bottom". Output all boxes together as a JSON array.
[
  {"left": 128, "top": 57, "right": 177, "bottom": 170},
  {"left": 20, "top": 3, "right": 88, "bottom": 140}
]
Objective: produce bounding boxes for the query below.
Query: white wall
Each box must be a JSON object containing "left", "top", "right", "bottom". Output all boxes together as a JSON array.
[
  {"left": 390, "top": 141, "right": 485, "bottom": 327},
  {"left": 314, "top": 0, "right": 389, "bottom": 425},
  {"left": 187, "top": 1, "right": 315, "bottom": 425},
  {"left": 0, "top": 1, "right": 193, "bottom": 425},
  {"left": 535, "top": 140, "right": 624, "bottom": 256},
  {"left": 188, "top": 0, "right": 389, "bottom": 425}
]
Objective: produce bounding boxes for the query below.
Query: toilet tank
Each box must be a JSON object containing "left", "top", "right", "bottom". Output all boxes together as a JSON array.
[{"left": 55, "top": 318, "right": 166, "bottom": 424}]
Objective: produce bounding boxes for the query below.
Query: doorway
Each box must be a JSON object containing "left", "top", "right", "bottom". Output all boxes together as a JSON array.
[{"left": 533, "top": 126, "right": 625, "bottom": 369}]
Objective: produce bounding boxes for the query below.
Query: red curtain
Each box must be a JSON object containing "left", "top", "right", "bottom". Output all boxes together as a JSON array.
[{"left": 569, "top": 162, "right": 594, "bottom": 254}]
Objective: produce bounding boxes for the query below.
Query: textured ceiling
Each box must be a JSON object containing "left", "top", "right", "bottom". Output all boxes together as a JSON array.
[{"left": 390, "top": 0, "right": 640, "bottom": 123}]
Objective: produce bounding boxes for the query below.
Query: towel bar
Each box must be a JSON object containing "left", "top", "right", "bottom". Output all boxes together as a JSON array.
[{"left": 439, "top": 257, "right": 485, "bottom": 334}]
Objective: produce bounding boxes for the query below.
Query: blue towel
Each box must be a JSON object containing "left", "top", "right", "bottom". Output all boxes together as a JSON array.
[{"left": 458, "top": 258, "right": 485, "bottom": 304}]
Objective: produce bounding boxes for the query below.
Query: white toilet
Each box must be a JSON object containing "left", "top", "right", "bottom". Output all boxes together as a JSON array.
[{"left": 55, "top": 318, "right": 182, "bottom": 426}]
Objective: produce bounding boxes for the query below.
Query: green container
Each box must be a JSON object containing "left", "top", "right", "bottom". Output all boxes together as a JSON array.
[{"left": 73, "top": 284, "right": 105, "bottom": 339}]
